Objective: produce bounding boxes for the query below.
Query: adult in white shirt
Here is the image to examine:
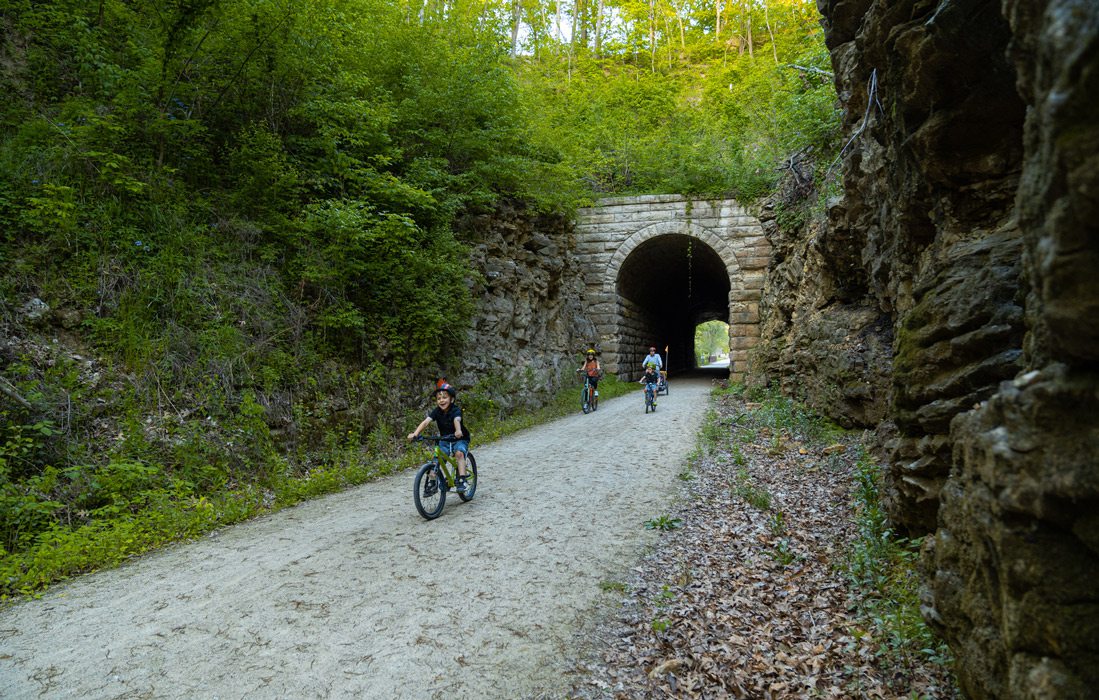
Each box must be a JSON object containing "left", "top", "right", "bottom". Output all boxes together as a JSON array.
[{"left": 642, "top": 345, "right": 662, "bottom": 371}]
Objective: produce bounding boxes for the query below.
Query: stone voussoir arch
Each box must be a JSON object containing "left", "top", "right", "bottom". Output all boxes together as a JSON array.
[{"left": 601, "top": 220, "right": 742, "bottom": 295}]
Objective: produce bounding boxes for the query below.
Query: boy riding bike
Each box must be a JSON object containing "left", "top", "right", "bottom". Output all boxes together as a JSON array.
[
  {"left": 408, "top": 383, "right": 472, "bottom": 494},
  {"left": 639, "top": 363, "right": 660, "bottom": 408}
]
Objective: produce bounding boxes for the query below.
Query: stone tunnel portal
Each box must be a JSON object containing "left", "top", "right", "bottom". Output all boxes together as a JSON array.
[
  {"left": 575, "top": 195, "right": 768, "bottom": 383},
  {"left": 615, "top": 234, "right": 730, "bottom": 376}
]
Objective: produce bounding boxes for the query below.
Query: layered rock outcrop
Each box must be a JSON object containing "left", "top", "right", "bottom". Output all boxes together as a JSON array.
[
  {"left": 755, "top": 0, "right": 1099, "bottom": 696},
  {"left": 452, "top": 203, "right": 595, "bottom": 412}
]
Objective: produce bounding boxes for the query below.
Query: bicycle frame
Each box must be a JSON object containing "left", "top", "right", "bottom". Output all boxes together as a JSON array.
[
  {"left": 412, "top": 434, "right": 478, "bottom": 520},
  {"left": 578, "top": 369, "right": 602, "bottom": 413},
  {"left": 417, "top": 436, "right": 464, "bottom": 488}
]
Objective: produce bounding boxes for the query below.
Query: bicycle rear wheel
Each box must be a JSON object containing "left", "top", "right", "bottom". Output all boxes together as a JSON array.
[
  {"left": 458, "top": 452, "right": 478, "bottom": 502},
  {"left": 414, "top": 462, "right": 446, "bottom": 519}
]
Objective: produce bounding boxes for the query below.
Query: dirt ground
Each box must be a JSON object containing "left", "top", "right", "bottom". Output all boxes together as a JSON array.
[{"left": 0, "top": 377, "right": 714, "bottom": 699}]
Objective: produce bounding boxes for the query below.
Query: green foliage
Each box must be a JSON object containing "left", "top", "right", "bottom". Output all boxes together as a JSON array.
[
  {"left": 733, "top": 469, "right": 772, "bottom": 511},
  {"left": 845, "top": 450, "right": 954, "bottom": 675},
  {"left": 650, "top": 584, "right": 676, "bottom": 631},
  {"left": 599, "top": 579, "right": 628, "bottom": 593},
  {"left": 745, "top": 385, "right": 845, "bottom": 443},
  {"left": 644, "top": 515, "right": 683, "bottom": 531},
  {"left": 516, "top": 1, "right": 839, "bottom": 200},
  {"left": 698, "top": 408, "right": 725, "bottom": 452},
  {"left": 694, "top": 320, "right": 729, "bottom": 363},
  {"left": 769, "top": 538, "right": 797, "bottom": 566},
  {"left": 469, "top": 372, "right": 635, "bottom": 444}
]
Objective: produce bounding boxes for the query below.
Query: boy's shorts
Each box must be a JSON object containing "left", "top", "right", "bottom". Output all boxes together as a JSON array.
[{"left": 441, "top": 439, "right": 469, "bottom": 457}]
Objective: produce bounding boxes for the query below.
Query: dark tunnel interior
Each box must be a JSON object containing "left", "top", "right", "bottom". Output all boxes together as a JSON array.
[{"left": 615, "top": 234, "right": 730, "bottom": 373}]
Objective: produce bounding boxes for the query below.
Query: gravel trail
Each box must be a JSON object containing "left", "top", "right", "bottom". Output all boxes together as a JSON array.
[{"left": 0, "top": 377, "right": 715, "bottom": 699}]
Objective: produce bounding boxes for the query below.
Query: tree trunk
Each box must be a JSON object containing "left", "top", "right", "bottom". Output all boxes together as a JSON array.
[
  {"left": 746, "top": 5, "right": 753, "bottom": 58},
  {"left": 569, "top": 0, "right": 578, "bottom": 50},
  {"left": 510, "top": 0, "right": 521, "bottom": 56},
  {"left": 764, "top": 2, "right": 778, "bottom": 62},
  {"left": 650, "top": 0, "right": 657, "bottom": 72},
  {"left": 594, "top": 0, "right": 604, "bottom": 56},
  {"left": 580, "top": 0, "right": 591, "bottom": 48}
]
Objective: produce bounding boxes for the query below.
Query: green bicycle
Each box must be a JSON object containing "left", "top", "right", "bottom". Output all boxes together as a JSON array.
[{"left": 412, "top": 435, "right": 479, "bottom": 520}]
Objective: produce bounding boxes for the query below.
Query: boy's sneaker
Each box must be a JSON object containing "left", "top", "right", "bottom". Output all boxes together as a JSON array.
[{"left": 456, "top": 477, "right": 468, "bottom": 494}]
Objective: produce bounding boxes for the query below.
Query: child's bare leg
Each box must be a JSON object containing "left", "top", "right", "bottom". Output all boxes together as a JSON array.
[{"left": 456, "top": 451, "right": 467, "bottom": 477}]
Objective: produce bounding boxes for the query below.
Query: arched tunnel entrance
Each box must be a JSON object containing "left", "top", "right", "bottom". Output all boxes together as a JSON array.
[
  {"left": 575, "top": 195, "right": 768, "bottom": 382},
  {"left": 615, "top": 234, "right": 731, "bottom": 376}
]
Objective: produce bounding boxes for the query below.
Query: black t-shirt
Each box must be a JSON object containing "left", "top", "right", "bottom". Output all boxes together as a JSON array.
[{"left": 428, "top": 404, "right": 472, "bottom": 442}]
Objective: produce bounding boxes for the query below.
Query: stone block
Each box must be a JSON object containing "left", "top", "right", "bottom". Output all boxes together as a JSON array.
[
  {"left": 728, "top": 288, "right": 761, "bottom": 302},
  {"left": 577, "top": 214, "right": 617, "bottom": 225},
  {"left": 729, "top": 334, "right": 760, "bottom": 350},
  {"left": 739, "top": 256, "right": 772, "bottom": 270},
  {"left": 741, "top": 273, "right": 767, "bottom": 289}
]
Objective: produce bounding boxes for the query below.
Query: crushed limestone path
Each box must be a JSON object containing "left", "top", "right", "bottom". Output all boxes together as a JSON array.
[{"left": 0, "top": 377, "right": 715, "bottom": 699}]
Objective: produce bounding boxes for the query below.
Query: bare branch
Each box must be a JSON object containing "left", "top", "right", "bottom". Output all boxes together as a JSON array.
[
  {"left": 783, "top": 63, "right": 834, "bottom": 78},
  {"left": 0, "top": 376, "right": 33, "bottom": 410},
  {"left": 824, "top": 68, "right": 880, "bottom": 179}
]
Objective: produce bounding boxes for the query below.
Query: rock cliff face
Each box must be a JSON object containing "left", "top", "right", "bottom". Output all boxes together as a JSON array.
[
  {"left": 755, "top": 1, "right": 1099, "bottom": 696},
  {"left": 452, "top": 203, "right": 596, "bottom": 412}
]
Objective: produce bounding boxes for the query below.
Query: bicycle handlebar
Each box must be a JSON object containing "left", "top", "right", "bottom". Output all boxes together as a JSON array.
[{"left": 413, "top": 434, "right": 460, "bottom": 443}]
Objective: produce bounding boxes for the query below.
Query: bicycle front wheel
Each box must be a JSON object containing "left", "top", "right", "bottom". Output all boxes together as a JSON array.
[
  {"left": 582, "top": 385, "right": 592, "bottom": 414},
  {"left": 414, "top": 462, "right": 446, "bottom": 520},
  {"left": 458, "top": 453, "right": 478, "bottom": 502}
]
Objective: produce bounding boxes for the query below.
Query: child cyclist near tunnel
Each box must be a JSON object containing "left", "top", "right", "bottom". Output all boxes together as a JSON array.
[
  {"left": 577, "top": 348, "right": 603, "bottom": 399},
  {"left": 639, "top": 363, "right": 660, "bottom": 408},
  {"left": 407, "top": 383, "right": 472, "bottom": 494}
]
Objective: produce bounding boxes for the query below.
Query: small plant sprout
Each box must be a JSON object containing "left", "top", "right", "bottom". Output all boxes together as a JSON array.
[{"left": 644, "top": 515, "right": 683, "bottom": 531}]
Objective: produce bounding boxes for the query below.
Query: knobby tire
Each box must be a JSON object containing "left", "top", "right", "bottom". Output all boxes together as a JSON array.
[
  {"left": 458, "top": 452, "right": 478, "bottom": 502},
  {"left": 414, "top": 462, "right": 446, "bottom": 520}
]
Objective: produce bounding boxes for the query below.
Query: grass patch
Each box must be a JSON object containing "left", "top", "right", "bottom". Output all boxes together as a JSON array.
[
  {"left": 599, "top": 580, "right": 628, "bottom": 593},
  {"left": 732, "top": 467, "right": 772, "bottom": 510},
  {"left": 473, "top": 373, "right": 635, "bottom": 444},
  {"left": 644, "top": 515, "right": 683, "bottom": 531},
  {"left": 745, "top": 385, "right": 845, "bottom": 443},
  {"left": 844, "top": 448, "right": 954, "bottom": 676}
]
